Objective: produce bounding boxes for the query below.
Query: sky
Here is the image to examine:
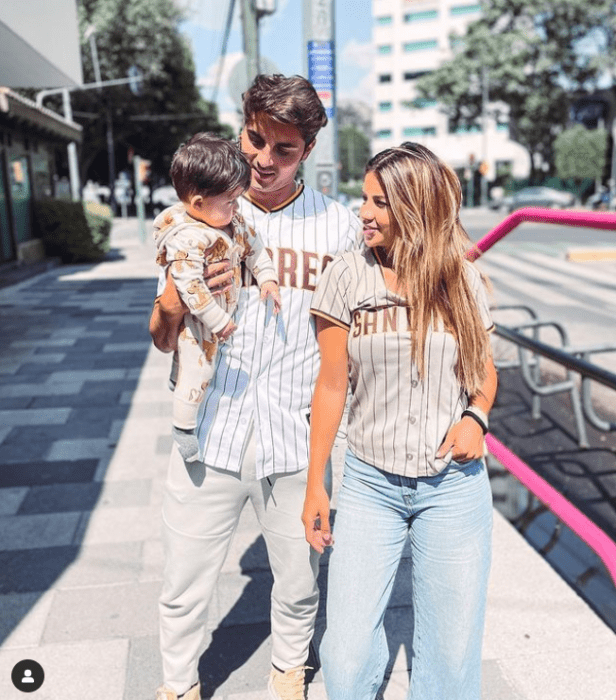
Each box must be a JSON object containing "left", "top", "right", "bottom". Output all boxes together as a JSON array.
[{"left": 176, "top": 0, "right": 373, "bottom": 128}]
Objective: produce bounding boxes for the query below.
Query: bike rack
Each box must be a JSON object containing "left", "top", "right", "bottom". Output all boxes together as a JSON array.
[{"left": 466, "top": 207, "right": 616, "bottom": 586}]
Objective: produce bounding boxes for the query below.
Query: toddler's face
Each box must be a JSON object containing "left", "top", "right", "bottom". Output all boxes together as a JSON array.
[{"left": 187, "top": 184, "right": 245, "bottom": 228}]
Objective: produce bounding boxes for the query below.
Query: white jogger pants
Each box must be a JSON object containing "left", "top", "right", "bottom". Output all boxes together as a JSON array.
[{"left": 158, "top": 435, "right": 321, "bottom": 694}]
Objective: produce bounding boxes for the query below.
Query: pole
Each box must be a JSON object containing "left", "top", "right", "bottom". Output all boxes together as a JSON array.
[
  {"left": 480, "top": 66, "right": 489, "bottom": 207},
  {"left": 62, "top": 89, "right": 81, "bottom": 201},
  {"left": 241, "top": 0, "right": 259, "bottom": 86},
  {"left": 302, "top": 0, "right": 338, "bottom": 199},
  {"left": 134, "top": 156, "right": 146, "bottom": 241},
  {"left": 106, "top": 104, "right": 117, "bottom": 215}
]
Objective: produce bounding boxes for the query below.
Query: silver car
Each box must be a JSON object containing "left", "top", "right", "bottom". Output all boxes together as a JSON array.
[{"left": 507, "top": 186, "right": 575, "bottom": 213}]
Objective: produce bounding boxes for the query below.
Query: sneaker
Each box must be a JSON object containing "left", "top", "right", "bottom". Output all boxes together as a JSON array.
[
  {"left": 267, "top": 665, "right": 307, "bottom": 700},
  {"left": 155, "top": 684, "right": 200, "bottom": 700}
]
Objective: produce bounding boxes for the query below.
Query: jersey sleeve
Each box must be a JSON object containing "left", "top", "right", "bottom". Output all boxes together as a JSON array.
[
  {"left": 465, "top": 261, "right": 494, "bottom": 332},
  {"left": 165, "top": 227, "right": 233, "bottom": 334},
  {"left": 310, "top": 254, "right": 353, "bottom": 329}
]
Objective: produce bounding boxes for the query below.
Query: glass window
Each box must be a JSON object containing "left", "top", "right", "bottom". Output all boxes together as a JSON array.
[
  {"left": 449, "top": 122, "right": 482, "bottom": 134},
  {"left": 496, "top": 122, "right": 509, "bottom": 132},
  {"left": 376, "top": 15, "right": 392, "bottom": 25},
  {"left": 404, "top": 39, "right": 438, "bottom": 52},
  {"left": 404, "top": 10, "right": 438, "bottom": 22},
  {"left": 376, "top": 129, "right": 393, "bottom": 139},
  {"left": 404, "top": 70, "right": 429, "bottom": 81},
  {"left": 403, "top": 126, "right": 436, "bottom": 137},
  {"left": 412, "top": 97, "right": 437, "bottom": 109},
  {"left": 379, "top": 74, "right": 392, "bottom": 83},
  {"left": 450, "top": 4, "right": 481, "bottom": 16},
  {"left": 378, "top": 45, "right": 392, "bottom": 55},
  {"left": 379, "top": 102, "right": 393, "bottom": 112}
]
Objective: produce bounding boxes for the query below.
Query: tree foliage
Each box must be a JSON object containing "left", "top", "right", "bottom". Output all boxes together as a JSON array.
[
  {"left": 339, "top": 126, "right": 371, "bottom": 183},
  {"left": 415, "top": 0, "right": 612, "bottom": 181},
  {"left": 554, "top": 125, "right": 608, "bottom": 182},
  {"left": 75, "top": 0, "right": 231, "bottom": 186}
]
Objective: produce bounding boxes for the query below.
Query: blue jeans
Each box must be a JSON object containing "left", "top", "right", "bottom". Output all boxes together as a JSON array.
[{"left": 321, "top": 450, "right": 493, "bottom": 700}]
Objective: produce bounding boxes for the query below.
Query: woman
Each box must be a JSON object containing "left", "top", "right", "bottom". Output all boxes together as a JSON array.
[{"left": 302, "top": 143, "right": 497, "bottom": 700}]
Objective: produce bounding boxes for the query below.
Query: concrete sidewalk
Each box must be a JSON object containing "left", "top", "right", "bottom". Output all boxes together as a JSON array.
[{"left": 0, "top": 218, "right": 614, "bottom": 699}]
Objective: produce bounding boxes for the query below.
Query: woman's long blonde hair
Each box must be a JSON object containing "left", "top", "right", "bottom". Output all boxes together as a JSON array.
[{"left": 366, "top": 142, "right": 491, "bottom": 395}]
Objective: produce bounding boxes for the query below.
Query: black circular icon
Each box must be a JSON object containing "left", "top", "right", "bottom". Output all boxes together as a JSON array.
[{"left": 11, "top": 660, "right": 44, "bottom": 693}]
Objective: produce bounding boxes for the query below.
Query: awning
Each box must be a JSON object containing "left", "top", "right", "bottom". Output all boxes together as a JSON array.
[{"left": 0, "top": 87, "right": 82, "bottom": 143}]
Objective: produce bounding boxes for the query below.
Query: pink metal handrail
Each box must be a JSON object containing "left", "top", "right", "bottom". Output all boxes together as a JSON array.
[
  {"left": 466, "top": 207, "right": 616, "bottom": 586},
  {"left": 465, "top": 207, "right": 616, "bottom": 261}
]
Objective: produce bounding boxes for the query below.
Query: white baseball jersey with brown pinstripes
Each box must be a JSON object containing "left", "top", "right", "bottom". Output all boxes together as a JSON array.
[
  {"left": 310, "top": 248, "right": 494, "bottom": 478},
  {"left": 193, "top": 184, "right": 362, "bottom": 479}
]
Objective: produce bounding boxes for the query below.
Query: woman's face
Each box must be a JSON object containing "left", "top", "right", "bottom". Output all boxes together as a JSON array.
[{"left": 359, "top": 171, "right": 395, "bottom": 252}]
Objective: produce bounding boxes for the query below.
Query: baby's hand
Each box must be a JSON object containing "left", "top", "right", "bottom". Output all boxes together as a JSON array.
[
  {"left": 216, "top": 319, "right": 237, "bottom": 341},
  {"left": 261, "top": 281, "right": 281, "bottom": 314}
]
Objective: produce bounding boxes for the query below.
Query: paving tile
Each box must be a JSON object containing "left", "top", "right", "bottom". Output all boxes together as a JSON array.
[
  {"left": 46, "top": 369, "right": 127, "bottom": 383},
  {"left": 42, "top": 580, "right": 161, "bottom": 643},
  {"left": 18, "top": 483, "right": 103, "bottom": 515},
  {"left": 0, "top": 396, "right": 32, "bottom": 410},
  {"left": 0, "top": 513, "right": 81, "bottom": 551},
  {"left": 56, "top": 541, "right": 143, "bottom": 589},
  {"left": 0, "top": 590, "right": 55, "bottom": 648},
  {"left": 45, "top": 438, "right": 115, "bottom": 461},
  {"left": 0, "top": 408, "right": 71, "bottom": 426},
  {"left": 0, "top": 638, "right": 129, "bottom": 700},
  {"left": 0, "top": 545, "right": 79, "bottom": 593},
  {"left": 123, "top": 634, "right": 163, "bottom": 700},
  {"left": 10, "top": 338, "right": 76, "bottom": 348},
  {"left": 0, "top": 487, "right": 28, "bottom": 516},
  {"left": 104, "top": 342, "right": 152, "bottom": 353},
  {"left": 0, "top": 381, "right": 84, "bottom": 398},
  {"left": 78, "top": 505, "right": 161, "bottom": 545},
  {"left": 0, "top": 459, "right": 97, "bottom": 487}
]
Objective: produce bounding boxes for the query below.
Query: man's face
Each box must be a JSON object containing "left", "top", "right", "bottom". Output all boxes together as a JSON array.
[{"left": 240, "top": 112, "right": 315, "bottom": 203}]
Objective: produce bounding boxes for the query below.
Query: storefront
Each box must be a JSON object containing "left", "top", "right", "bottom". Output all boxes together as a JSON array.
[{"left": 0, "top": 88, "right": 81, "bottom": 263}]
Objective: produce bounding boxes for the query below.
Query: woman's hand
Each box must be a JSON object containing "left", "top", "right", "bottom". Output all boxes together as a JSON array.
[
  {"left": 436, "top": 416, "right": 485, "bottom": 462},
  {"left": 302, "top": 483, "right": 333, "bottom": 554}
]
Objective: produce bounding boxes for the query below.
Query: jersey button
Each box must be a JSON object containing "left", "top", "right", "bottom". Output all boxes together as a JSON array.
[
  {"left": 406, "top": 453, "right": 414, "bottom": 461},
  {"left": 409, "top": 416, "right": 416, "bottom": 424},
  {"left": 411, "top": 380, "right": 418, "bottom": 388}
]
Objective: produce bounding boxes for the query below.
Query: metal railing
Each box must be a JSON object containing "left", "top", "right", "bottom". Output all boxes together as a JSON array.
[{"left": 466, "top": 207, "right": 616, "bottom": 586}]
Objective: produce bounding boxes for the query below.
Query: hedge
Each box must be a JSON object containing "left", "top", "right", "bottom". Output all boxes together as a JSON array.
[{"left": 33, "top": 199, "right": 112, "bottom": 264}]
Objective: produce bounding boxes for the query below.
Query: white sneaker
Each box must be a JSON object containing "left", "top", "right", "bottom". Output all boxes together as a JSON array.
[
  {"left": 155, "top": 684, "right": 200, "bottom": 700},
  {"left": 267, "top": 666, "right": 307, "bottom": 700}
]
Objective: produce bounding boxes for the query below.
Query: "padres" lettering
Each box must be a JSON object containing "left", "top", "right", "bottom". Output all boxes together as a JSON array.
[{"left": 245, "top": 248, "right": 334, "bottom": 291}]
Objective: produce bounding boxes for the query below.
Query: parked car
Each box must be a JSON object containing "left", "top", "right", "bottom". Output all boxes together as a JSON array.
[
  {"left": 489, "top": 186, "right": 575, "bottom": 213},
  {"left": 152, "top": 185, "right": 180, "bottom": 215},
  {"left": 506, "top": 186, "right": 574, "bottom": 212}
]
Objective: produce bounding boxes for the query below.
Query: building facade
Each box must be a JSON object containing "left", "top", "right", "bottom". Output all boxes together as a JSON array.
[
  {"left": 371, "top": 0, "right": 529, "bottom": 199},
  {"left": 0, "top": 0, "right": 82, "bottom": 264}
]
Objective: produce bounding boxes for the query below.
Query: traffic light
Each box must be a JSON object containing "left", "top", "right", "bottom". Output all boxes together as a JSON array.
[{"left": 138, "top": 159, "right": 151, "bottom": 183}]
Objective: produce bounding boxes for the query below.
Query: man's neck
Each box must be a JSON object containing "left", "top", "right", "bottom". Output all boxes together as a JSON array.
[{"left": 246, "top": 181, "right": 300, "bottom": 212}]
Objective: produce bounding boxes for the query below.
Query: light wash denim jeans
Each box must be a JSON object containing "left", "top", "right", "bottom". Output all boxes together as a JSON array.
[{"left": 320, "top": 450, "right": 493, "bottom": 700}]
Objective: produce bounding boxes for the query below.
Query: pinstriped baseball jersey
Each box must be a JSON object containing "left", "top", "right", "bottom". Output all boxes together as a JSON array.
[
  {"left": 194, "top": 184, "right": 362, "bottom": 479},
  {"left": 310, "top": 248, "right": 493, "bottom": 478}
]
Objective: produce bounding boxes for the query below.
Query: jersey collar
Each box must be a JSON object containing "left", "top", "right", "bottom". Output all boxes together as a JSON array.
[{"left": 243, "top": 182, "right": 305, "bottom": 213}]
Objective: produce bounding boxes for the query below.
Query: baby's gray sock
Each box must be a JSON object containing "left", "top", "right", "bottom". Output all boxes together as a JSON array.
[{"left": 172, "top": 426, "right": 200, "bottom": 462}]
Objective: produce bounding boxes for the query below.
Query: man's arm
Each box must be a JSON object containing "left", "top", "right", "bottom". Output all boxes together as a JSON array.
[{"left": 149, "top": 263, "right": 236, "bottom": 353}]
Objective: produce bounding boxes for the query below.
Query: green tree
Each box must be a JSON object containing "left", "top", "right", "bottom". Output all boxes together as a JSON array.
[
  {"left": 75, "top": 0, "right": 231, "bottom": 188},
  {"left": 416, "top": 0, "right": 610, "bottom": 181},
  {"left": 339, "top": 126, "right": 371, "bottom": 183},
  {"left": 554, "top": 125, "right": 608, "bottom": 199}
]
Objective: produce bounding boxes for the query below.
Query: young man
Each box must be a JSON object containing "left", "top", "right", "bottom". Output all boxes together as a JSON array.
[{"left": 150, "top": 74, "right": 361, "bottom": 700}]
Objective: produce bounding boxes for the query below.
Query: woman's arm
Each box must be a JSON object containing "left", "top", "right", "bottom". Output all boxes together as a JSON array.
[
  {"left": 302, "top": 316, "right": 349, "bottom": 553},
  {"left": 436, "top": 353, "right": 498, "bottom": 462}
]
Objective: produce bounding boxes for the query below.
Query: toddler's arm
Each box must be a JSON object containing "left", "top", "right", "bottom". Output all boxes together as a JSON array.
[{"left": 260, "top": 281, "right": 281, "bottom": 314}]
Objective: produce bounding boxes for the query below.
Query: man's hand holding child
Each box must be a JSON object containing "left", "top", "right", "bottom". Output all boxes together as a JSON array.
[{"left": 261, "top": 281, "right": 282, "bottom": 314}]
